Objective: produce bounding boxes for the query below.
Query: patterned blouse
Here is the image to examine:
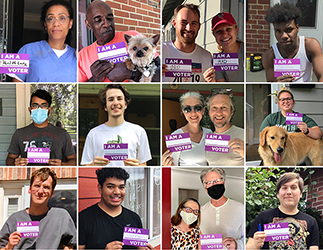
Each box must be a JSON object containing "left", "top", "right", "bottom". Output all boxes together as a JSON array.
[{"left": 171, "top": 225, "right": 200, "bottom": 250}]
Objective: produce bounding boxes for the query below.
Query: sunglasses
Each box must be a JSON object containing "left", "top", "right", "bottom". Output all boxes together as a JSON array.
[{"left": 183, "top": 105, "right": 203, "bottom": 113}]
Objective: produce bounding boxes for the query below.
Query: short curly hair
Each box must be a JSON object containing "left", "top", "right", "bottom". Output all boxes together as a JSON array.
[
  {"left": 96, "top": 168, "right": 130, "bottom": 187},
  {"left": 265, "top": 3, "right": 301, "bottom": 25}
]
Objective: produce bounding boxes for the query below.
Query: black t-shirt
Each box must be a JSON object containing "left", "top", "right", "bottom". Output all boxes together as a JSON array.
[
  {"left": 247, "top": 207, "right": 319, "bottom": 249},
  {"left": 79, "top": 203, "right": 143, "bottom": 249}
]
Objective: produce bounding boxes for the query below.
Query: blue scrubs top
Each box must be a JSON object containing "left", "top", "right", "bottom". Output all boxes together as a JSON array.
[{"left": 16, "top": 40, "right": 76, "bottom": 82}]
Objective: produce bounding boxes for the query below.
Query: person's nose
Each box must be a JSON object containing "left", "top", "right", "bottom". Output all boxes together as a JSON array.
[
  {"left": 113, "top": 187, "right": 121, "bottom": 194},
  {"left": 185, "top": 23, "right": 192, "bottom": 31},
  {"left": 281, "top": 31, "right": 288, "bottom": 40},
  {"left": 102, "top": 17, "right": 111, "bottom": 28}
]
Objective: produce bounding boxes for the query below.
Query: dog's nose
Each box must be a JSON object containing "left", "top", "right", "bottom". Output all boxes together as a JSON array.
[
  {"left": 277, "top": 147, "right": 283, "bottom": 154},
  {"left": 136, "top": 50, "right": 144, "bottom": 57}
]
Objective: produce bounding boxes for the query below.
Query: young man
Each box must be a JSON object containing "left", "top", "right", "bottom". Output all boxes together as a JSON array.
[
  {"left": 162, "top": 4, "right": 214, "bottom": 82},
  {"left": 79, "top": 168, "right": 153, "bottom": 249},
  {"left": 262, "top": 3, "right": 323, "bottom": 82},
  {"left": 246, "top": 172, "right": 319, "bottom": 249},
  {"left": 81, "top": 84, "right": 151, "bottom": 166},
  {"left": 200, "top": 168, "right": 244, "bottom": 249},
  {"left": 6, "top": 89, "right": 76, "bottom": 166},
  {"left": 206, "top": 89, "right": 244, "bottom": 166},
  {"left": 0, "top": 168, "right": 76, "bottom": 249}
]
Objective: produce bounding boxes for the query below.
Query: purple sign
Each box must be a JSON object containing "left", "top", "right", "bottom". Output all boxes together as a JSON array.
[
  {"left": 103, "top": 143, "right": 128, "bottom": 161},
  {"left": 264, "top": 222, "right": 289, "bottom": 242},
  {"left": 165, "top": 132, "right": 192, "bottom": 152},
  {"left": 165, "top": 58, "right": 192, "bottom": 77},
  {"left": 0, "top": 53, "right": 29, "bottom": 74},
  {"left": 17, "top": 221, "right": 39, "bottom": 238},
  {"left": 213, "top": 53, "right": 239, "bottom": 71},
  {"left": 286, "top": 113, "right": 303, "bottom": 125},
  {"left": 274, "top": 59, "right": 300, "bottom": 77},
  {"left": 97, "top": 41, "right": 128, "bottom": 64},
  {"left": 205, "top": 134, "right": 230, "bottom": 153},
  {"left": 27, "top": 147, "right": 50, "bottom": 164},
  {"left": 123, "top": 227, "right": 149, "bottom": 247},
  {"left": 200, "top": 234, "right": 223, "bottom": 249}
]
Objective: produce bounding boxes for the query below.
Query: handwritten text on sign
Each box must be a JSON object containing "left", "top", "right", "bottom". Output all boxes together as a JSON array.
[
  {"left": 205, "top": 134, "right": 230, "bottom": 153},
  {"left": 165, "top": 132, "right": 192, "bottom": 152},
  {"left": 264, "top": 222, "right": 289, "bottom": 242},
  {"left": 213, "top": 53, "right": 239, "bottom": 71},
  {"left": 165, "top": 58, "right": 192, "bottom": 78},
  {"left": 17, "top": 221, "right": 39, "bottom": 238},
  {"left": 123, "top": 227, "right": 149, "bottom": 247},
  {"left": 0, "top": 53, "right": 29, "bottom": 74},
  {"left": 27, "top": 147, "right": 50, "bottom": 164},
  {"left": 103, "top": 143, "right": 128, "bottom": 161},
  {"left": 274, "top": 59, "right": 300, "bottom": 77},
  {"left": 97, "top": 42, "right": 128, "bottom": 64},
  {"left": 286, "top": 113, "right": 303, "bottom": 125},
  {"left": 200, "top": 234, "right": 223, "bottom": 249}
]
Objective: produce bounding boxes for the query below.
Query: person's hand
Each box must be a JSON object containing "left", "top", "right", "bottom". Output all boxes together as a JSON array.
[
  {"left": 15, "top": 158, "right": 28, "bottom": 166},
  {"left": 105, "top": 241, "right": 124, "bottom": 250},
  {"left": 144, "top": 243, "right": 155, "bottom": 250},
  {"left": 162, "top": 64, "right": 168, "bottom": 77},
  {"left": 7, "top": 231, "right": 21, "bottom": 249},
  {"left": 275, "top": 74, "right": 295, "bottom": 82},
  {"left": 297, "top": 122, "right": 308, "bottom": 134},
  {"left": 203, "top": 67, "right": 216, "bottom": 82},
  {"left": 48, "top": 159, "right": 62, "bottom": 166},
  {"left": 106, "top": 62, "right": 134, "bottom": 82},
  {"left": 90, "top": 156, "right": 110, "bottom": 166},
  {"left": 252, "top": 231, "right": 267, "bottom": 249},
  {"left": 162, "top": 150, "right": 175, "bottom": 166},
  {"left": 222, "top": 237, "right": 237, "bottom": 250},
  {"left": 124, "top": 158, "right": 140, "bottom": 166},
  {"left": 228, "top": 138, "right": 244, "bottom": 158},
  {"left": 90, "top": 60, "right": 114, "bottom": 82}
]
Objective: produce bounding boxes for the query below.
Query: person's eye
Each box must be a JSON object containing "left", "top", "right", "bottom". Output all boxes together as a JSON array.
[
  {"left": 94, "top": 18, "right": 102, "bottom": 23},
  {"left": 119, "top": 186, "right": 125, "bottom": 190},
  {"left": 59, "top": 16, "right": 66, "bottom": 21},
  {"left": 107, "top": 185, "right": 114, "bottom": 189},
  {"left": 47, "top": 17, "right": 54, "bottom": 22}
]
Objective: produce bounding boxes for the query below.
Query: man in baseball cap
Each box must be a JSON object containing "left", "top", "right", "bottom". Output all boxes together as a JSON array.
[{"left": 204, "top": 12, "right": 244, "bottom": 82}]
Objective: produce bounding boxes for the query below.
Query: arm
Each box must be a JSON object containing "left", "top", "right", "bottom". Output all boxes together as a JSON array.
[
  {"left": 62, "top": 153, "right": 76, "bottom": 166},
  {"left": 162, "top": 150, "right": 175, "bottom": 166},
  {"left": 12, "top": 78, "right": 22, "bottom": 82},
  {"left": 305, "top": 37, "right": 323, "bottom": 82},
  {"left": 297, "top": 124, "right": 323, "bottom": 139},
  {"left": 106, "top": 62, "right": 139, "bottom": 82},
  {"left": 228, "top": 138, "right": 244, "bottom": 158},
  {"left": 85, "top": 156, "right": 110, "bottom": 166},
  {"left": 0, "top": 232, "right": 21, "bottom": 250},
  {"left": 6, "top": 153, "right": 28, "bottom": 166},
  {"left": 203, "top": 67, "right": 216, "bottom": 82},
  {"left": 88, "top": 60, "right": 114, "bottom": 82},
  {"left": 245, "top": 232, "right": 267, "bottom": 250}
]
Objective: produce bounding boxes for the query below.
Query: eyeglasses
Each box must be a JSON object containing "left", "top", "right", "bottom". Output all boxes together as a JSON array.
[
  {"left": 210, "top": 88, "right": 233, "bottom": 97},
  {"left": 183, "top": 105, "right": 203, "bottom": 113},
  {"left": 204, "top": 178, "right": 223, "bottom": 187},
  {"left": 30, "top": 103, "right": 49, "bottom": 110},
  {"left": 182, "top": 207, "right": 200, "bottom": 216},
  {"left": 278, "top": 97, "right": 293, "bottom": 103},
  {"left": 45, "top": 15, "right": 70, "bottom": 25}
]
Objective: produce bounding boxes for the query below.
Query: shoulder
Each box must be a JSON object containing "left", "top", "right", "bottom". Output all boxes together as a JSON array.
[
  {"left": 79, "top": 41, "right": 97, "bottom": 55},
  {"left": 19, "top": 41, "right": 43, "bottom": 51},
  {"left": 122, "top": 206, "right": 141, "bottom": 220},
  {"left": 297, "top": 210, "right": 317, "bottom": 223},
  {"left": 227, "top": 198, "right": 243, "bottom": 208},
  {"left": 202, "top": 127, "right": 212, "bottom": 134},
  {"left": 124, "top": 122, "right": 146, "bottom": 133},
  {"left": 171, "top": 128, "right": 184, "bottom": 134},
  {"left": 49, "top": 207, "right": 70, "bottom": 217},
  {"left": 195, "top": 44, "right": 212, "bottom": 56},
  {"left": 201, "top": 202, "right": 211, "bottom": 212},
  {"left": 304, "top": 37, "right": 321, "bottom": 49},
  {"left": 230, "top": 125, "right": 244, "bottom": 134},
  {"left": 79, "top": 203, "right": 99, "bottom": 217},
  {"left": 262, "top": 47, "right": 275, "bottom": 67},
  {"left": 88, "top": 124, "right": 106, "bottom": 134}
]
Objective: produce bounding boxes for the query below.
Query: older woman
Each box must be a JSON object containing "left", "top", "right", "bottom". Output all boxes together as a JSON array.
[
  {"left": 162, "top": 91, "right": 212, "bottom": 166},
  {"left": 171, "top": 198, "right": 201, "bottom": 250},
  {"left": 11, "top": 0, "right": 76, "bottom": 82}
]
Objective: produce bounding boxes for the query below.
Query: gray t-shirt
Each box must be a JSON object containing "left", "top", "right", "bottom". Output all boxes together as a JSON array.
[{"left": 0, "top": 207, "right": 76, "bottom": 249}]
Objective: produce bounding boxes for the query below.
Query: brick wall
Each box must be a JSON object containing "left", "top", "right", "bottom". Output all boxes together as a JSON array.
[
  {"left": 246, "top": 0, "right": 270, "bottom": 57},
  {"left": 307, "top": 169, "right": 323, "bottom": 217},
  {"left": 0, "top": 167, "right": 77, "bottom": 181}
]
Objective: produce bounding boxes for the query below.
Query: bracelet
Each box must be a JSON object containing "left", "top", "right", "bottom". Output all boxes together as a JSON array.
[{"left": 304, "top": 128, "right": 309, "bottom": 135}]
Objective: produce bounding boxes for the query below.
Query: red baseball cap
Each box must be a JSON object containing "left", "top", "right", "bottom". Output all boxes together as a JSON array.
[{"left": 212, "top": 12, "right": 236, "bottom": 31}]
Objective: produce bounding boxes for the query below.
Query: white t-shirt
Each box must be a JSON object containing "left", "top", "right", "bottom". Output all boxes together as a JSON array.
[
  {"left": 171, "top": 127, "right": 212, "bottom": 166},
  {"left": 81, "top": 121, "right": 152, "bottom": 166},
  {"left": 162, "top": 41, "right": 213, "bottom": 83}
]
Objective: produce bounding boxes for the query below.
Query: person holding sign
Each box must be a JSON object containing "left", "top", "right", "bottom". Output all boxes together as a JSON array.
[
  {"left": 171, "top": 198, "right": 201, "bottom": 250},
  {"left": 246, "top": 172, "right": 319, "bottom": 249},
  {"left": 260, "top": 88, "right": 323, "bottom": 139},
  {"left": 204, "top": 12, "right": 244, "bottom": 82},
  {"left": 9, "top": 0, "right": 76, "bottom": 82},
  {"left": 81, "top": 84, "right": 151, "bottom": 166},
  {"left": 0, "top": 168, "right": 76, "bottom": 249},
  {"left": 79, "top": 168, "right": 154, "bottom": 250},
  {"left": 262, "top": 3, "right": 323, "bottom": 82},
  {"left": 6, "top": 89, "right": 76, "bottom": 166},
  {"left": 162, "top": 4, "right": 214, "bottom": 83},
  {"left": 205, "top": 89, "right": 244, "bottom": 166},
  {"left": 162, "top": 91, "right": 211, "bottom": 166},
  {"left": 200, "top": 168, "right": 244, "bottom": 250}
]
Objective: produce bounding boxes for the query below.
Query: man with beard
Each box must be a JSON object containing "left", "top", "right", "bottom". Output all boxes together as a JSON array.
[
  {"left": 206, "top": 88, "right": 244, "bottom": 166},
  {"left": 81, "top": 84, "right": 151, "bottom": 166},
  {"left": 162, "top": 4, "right": 214, "bottom": 82},
  {"left": 262, "top": 3, "right": 323, "bottom": 82},
  {"left": 200, "top": 168, "right": 244, "bottom": 250}
]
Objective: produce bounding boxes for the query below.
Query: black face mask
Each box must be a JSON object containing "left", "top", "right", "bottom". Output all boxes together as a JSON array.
[{"left": 207, "top": 184, "right": 225, "bottom": 200}]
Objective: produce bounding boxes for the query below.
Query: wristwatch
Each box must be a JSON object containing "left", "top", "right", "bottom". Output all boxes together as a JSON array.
[{"left": 304, "top": 128, "right": 309, "bottom": 135}]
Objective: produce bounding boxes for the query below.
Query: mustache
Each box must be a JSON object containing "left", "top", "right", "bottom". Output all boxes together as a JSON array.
[{"left": 102, "top": 27, "right": 113, "bottom": 34}]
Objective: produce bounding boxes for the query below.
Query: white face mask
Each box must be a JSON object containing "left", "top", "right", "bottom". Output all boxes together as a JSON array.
[{"left": 180, "top": 210, "right": 198, "bottom": 225}]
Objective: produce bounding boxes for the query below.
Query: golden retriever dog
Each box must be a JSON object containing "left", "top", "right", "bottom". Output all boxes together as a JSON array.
[{"left": 259, "top": 126, "right": 323, "bottom": 166}]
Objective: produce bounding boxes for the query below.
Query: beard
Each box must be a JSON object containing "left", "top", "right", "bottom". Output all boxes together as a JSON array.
[{"left": 213, "top": 113, "right": 232, "bottom": 129}]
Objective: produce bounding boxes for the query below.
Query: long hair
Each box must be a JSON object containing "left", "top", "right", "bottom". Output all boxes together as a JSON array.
[{"left": 171, "top": 198, "right": 201, "bottom": 229}]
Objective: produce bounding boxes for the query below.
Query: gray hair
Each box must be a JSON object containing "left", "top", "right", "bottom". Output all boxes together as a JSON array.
[
  {"left": 200, "top": 168, "right": 226, "bottom": 184},
  {"left": 206, "top": 89, "right": 236, "bottom": 111},
  {"left": 179, "top": 91, "right": 205, "bottom": 109}
]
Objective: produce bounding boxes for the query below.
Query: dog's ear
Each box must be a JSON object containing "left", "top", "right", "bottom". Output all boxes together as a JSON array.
[
  {"left": 151, "top": 34, "right": 160, "bottom": 46},
  {"left": 259, "top": 127, "right": 269, "bottom": 147},
  {"left": 124, "top": 34, "right": 132, "bottom": 45}
]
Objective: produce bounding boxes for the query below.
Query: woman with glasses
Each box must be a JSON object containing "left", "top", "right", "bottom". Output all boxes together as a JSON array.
[
  {"left": 162, "top": 91, "right": 212, "bottom": 166},
  {"left": 260, "top": 87, "right": 323, "bottom": 139},
  {"left": 171, "top": 198, "right": 201, "bottom": 250},
  {"left": 11, "top": 0, "right": 76, "bottom": 82}
]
